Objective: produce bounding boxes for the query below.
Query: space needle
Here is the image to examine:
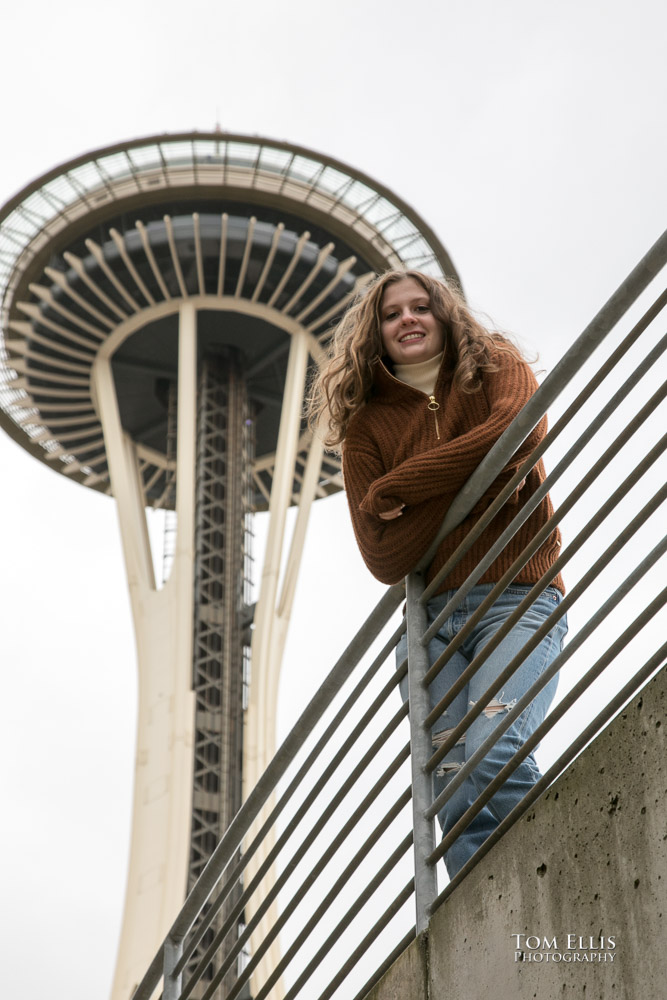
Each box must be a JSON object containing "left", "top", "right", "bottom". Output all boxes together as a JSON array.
[{"left": 0, "top": 131, "right": 459, "bottom": 997}]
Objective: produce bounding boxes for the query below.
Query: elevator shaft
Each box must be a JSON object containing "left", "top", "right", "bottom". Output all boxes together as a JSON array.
[{"left": 189, "top": 350, "right": 254, "bottom": 996}]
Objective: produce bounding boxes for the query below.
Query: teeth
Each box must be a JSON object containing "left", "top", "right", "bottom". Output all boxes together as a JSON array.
[{"left": 400, "top": 333, "right": 423, "bottom": 342}]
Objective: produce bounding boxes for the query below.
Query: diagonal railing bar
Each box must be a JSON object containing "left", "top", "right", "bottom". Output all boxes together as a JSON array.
[
  {"left": 174, "top": 630, "right": 408, "bottom": 976},
  {"left": 179, "top": 693, "right": 409, "bottom": 988},
  {"left": 424, "top": 434, "right": 667, "bottom": 745},
  {"left": 231, "top": 787, "right": 413, "bottom": 1000},
  {"left": 427, "top": 581, "right": 667, "bottom": 866},
  {"left": 417, "top": 227, "right": 667, "bottom": 583},
  {"left": 425, "top": 465, "right": 667, "bottom": 775},
  {"left": 224, "top": 725, "right": 409, "bottom": 981},
  {"left": 313, "top": 880, "right": 416, "bottom": 1000},
  {"left": 184, "top": 728, "right": 411, "bottom": 1000},
  {"left": 420, "top": 287, "right": 667, "bottom": 606},
  {"left": 423, "top": 326, "right": 667, "bottom": 643},
  {"left": 421, "top": 388, "right": 667, "bottom": 698},
  {"left": 426, "top": 527, "right": 667, "bottom": 827},
  {"left": 129, "top": 231, "right": 667, "bottom": 1000},
  {"left": 429, "top": 635, "right": 667, "bottom": 907},
  {"left": 276, "top": 842, "right": 415, "bottom": 1000},
  {"left": 422, "top": 325, "right": 667, "bottom": 638}
]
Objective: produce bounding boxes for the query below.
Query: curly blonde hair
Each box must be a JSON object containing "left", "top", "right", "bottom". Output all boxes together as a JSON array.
[{"left": 308, "top": 269, "right": 523, "bottom": 450}]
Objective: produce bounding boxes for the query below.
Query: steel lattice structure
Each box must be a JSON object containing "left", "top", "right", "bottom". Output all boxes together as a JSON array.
[
  {"left": 190, "top": 356, "right": 253, "bottom": 998},
  {"left": 192, "top": 355, "right": 251, "bottom": 884}
]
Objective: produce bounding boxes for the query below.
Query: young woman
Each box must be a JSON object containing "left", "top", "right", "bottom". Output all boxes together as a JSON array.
[{"left": 309, "top": 270, "right": 567, "bottom": 878}]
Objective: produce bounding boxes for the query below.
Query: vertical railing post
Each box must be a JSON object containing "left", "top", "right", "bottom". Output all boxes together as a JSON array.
[
  {"left": 163, "top": 935, "right": 184, "bottom": 1000},
  {"left": 405, "top": 570, "right": 438, "bottom": 933}
]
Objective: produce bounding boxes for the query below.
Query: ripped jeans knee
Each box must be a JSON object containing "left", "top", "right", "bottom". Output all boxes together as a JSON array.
[
  {"left": 432, "top": 727, "right": 465, "bottom": 778},
  {"left": 477, "top": 696, "right": 515, "bottom": 718},
  {"left": 431, "top": 694, "right": 517, "bottom": 777}
]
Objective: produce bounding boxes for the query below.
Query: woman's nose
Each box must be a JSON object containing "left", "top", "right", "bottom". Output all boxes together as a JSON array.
[{"left": 400, "top": 307, "right": 415, "bottom": 323}]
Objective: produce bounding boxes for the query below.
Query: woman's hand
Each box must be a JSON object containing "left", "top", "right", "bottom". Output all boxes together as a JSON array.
[{"left": 378, "top": 505, "right": 405, "bottom": 520}]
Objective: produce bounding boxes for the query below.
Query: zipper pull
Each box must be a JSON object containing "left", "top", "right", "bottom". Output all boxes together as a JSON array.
[{"left": 428, "top": 395, "right": 440, "bottom": 439}]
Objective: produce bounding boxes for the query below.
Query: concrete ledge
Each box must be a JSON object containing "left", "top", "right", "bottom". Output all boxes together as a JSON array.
[{"left": 367, "top": 664, "right": 667, "bottom": 999}]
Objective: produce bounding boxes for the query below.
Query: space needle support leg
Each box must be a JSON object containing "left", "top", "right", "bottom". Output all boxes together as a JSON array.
[
  {"left": 245, "top": 327, "right": 312, "bottom": 791},
  {"left": 243, "top": 327, "right": 312, "bottom": 996},
  {"left": 264, "top": 428, "right": 325, "bottom": 754},
  {"left": 93, "top": 302, "right": 198, "bottom": 1000}
]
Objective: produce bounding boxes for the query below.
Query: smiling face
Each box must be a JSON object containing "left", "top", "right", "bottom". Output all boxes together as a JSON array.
[{"left": 379, "top": 277, "right": 446, "bottom": 365}]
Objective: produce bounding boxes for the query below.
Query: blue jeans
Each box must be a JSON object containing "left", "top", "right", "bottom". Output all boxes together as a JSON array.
[{"left": 398, "top": 583, "right": 567, "bottom": 878}]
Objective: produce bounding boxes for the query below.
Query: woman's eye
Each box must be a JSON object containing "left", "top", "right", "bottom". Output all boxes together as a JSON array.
[{"left": 415, "top": 305, "right": 429, "bottom": 312}]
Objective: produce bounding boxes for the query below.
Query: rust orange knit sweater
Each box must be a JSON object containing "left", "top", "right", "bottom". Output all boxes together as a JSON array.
[{"left": 342, "top": 348, "right": 564, "bottom": 595}]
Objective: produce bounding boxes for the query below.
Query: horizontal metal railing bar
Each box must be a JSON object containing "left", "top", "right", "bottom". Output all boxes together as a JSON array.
[
  {"left": 175, "top": 640, "right": 409, "bottom": 976},
  {"left": 269, "top": 841, "right": 414, "bottom": 1000},
  {"left": 132, "top": 584, "right": 404, "bottom": 1000},
  {"left": 423, "top": 432, "right": 667, "bottom": 746},
  {"left": 429, "top": 582, "right": 667, "bottom": 865},
  {"left": 429, "top": 634, "right": 667, "bottom": 905},
  {"left": 420, "top": 288, "right": 667, "bottom": 604},
  {"left": 191, "top": 736, "right": 412, "bottom": 1000},
  {"left": 350, "top": 927, "right": 417, "bottom": 1000},
  {"left": 421, "top": 326, "right": 667, "bottom": 632},
  {"left": 426, "top": 530, "right": 667, "bottom": 837},
  {"left": 246, "top": 787, "right": 413, "bottom": 1000},
  {"left": 314, "top": 880, "right": 416, "bottom": 1000},
  {"left": 421, "top": 385, "right": 667, "bottom": 701},
  {"left": 426, "top": 474, "right": 667, "bottom": 779},
  {"left": 416, "top": 229, "right": 667, "bottom": 584}
]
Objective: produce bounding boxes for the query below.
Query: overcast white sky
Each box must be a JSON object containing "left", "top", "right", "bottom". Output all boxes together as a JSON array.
[{"left": 1, "top": 2, "right": 666, "bottom": 998}]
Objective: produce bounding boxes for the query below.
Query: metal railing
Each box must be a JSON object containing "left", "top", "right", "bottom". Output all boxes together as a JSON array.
[{"left": 131, "top": 229, "right": 667, "bottom": 1000}]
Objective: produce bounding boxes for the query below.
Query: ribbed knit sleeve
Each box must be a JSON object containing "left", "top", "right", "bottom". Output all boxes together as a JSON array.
[
  {"left": 343, "top": 441, "right": 450, "bottom": 584},
  {"left": 359, "top": 352, "right": 543, "bottom": 516}
]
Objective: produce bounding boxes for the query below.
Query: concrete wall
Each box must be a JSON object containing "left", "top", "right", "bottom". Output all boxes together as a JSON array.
[{"left": 365, "top": 664, "right": 667, "bottom": 1000}]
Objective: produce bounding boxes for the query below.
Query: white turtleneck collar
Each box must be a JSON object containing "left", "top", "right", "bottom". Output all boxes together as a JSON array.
[{"left": 393, "top": 351, "right": 444, "bottom": 397}]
